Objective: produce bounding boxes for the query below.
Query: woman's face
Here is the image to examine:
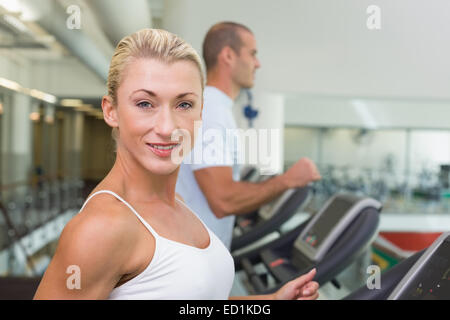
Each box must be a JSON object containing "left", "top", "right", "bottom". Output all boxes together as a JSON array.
[{"left": 108, "top": 58, "right": 203, "bottom": 175}]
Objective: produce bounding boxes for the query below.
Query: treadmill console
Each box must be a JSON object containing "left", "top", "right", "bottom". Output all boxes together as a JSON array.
[
  {"left": 389, "top": 232, "right": 450, "bottom": 300},
  {"left": 293, "top": 194, "right": 382, "bottom": 262},
  {"left": 259, "top": 189, "right": 296, "bottom": 221}
]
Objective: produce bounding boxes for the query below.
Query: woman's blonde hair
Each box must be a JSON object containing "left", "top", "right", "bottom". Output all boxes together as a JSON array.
[
  {"left": 108, "top": 28, "right": 205, "bottom": 105},
  {"left": 106, "top": 28, "right": 205, "bottom": 142}
]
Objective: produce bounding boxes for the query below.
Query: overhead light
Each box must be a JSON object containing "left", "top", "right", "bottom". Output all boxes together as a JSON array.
[
  {"left": 29, "top": 89, "right": 57, "bottom": 104},
  {"left": 0, "top": 0, "right": 22, "bottom": 13},
  {"left": 60, "top": 99, "right": 83, "bottom": 107},
  {"left": 0, "top": 77, "right": 57, "bottom": 104},
  {"left": 0, "top": 0, "right": 40, "bottom": 21},
  {"left": 3, "top": 14, "right": 30, "bottom": 34},
  {"left": 75, "top": 104, "right": 94, "bottom": 112},
  {"left": 0, "top": 77, "right": 21, "bottom": 92},
  {"left": 36, "top": 34, "right": 55, "bottom": 44}
]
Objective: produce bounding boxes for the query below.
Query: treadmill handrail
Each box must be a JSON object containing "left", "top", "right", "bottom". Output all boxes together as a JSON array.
[
  {"left": 388, "top": 231, "right": 450, "bottom": 300},
  {"left": 343, "top": 249, "right": 425, "bottom": 300},
  {"left": 231, "top": 187, "right": 310, "bottom": 252}
]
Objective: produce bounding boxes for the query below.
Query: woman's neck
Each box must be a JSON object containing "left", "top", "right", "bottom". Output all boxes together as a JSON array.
[{"left": 104, "top": 151, "right": 179, "bottom": 207}]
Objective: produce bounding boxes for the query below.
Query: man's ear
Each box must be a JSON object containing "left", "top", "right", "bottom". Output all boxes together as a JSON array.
[
  {"left": 102, "top": 95, "right": 119, "bottom": 128},
  {"left": 219, "top": 46, "right": 236, "bottom": 67}
]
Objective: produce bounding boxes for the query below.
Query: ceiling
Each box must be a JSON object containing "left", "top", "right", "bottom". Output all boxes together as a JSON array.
[{"left": 1, "top": 0, "right": 449, "bottom": 115}]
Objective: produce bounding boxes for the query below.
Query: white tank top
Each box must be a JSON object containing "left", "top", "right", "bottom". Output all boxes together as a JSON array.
[{"left": 79, "top": 190, "right": 235, "bottom": 300}]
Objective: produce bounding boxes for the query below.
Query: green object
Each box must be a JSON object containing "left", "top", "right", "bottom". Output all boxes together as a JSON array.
[
  {"left": 372, "top": 247, "right": 402, "bottom": 272},
  {"left": 440, "top": 189, "right": 450, "bottom": 198}
]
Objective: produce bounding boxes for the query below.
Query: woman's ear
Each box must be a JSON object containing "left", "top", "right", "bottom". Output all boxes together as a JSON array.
[
  {"left": 102, "top": 95, "right": 118, "bottom": 128},
  {"left": 200, "top": 99, "right": 203, "bottom": 120}
]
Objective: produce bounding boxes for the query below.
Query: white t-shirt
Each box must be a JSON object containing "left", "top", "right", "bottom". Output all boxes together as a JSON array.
[{"left": 176, "top": 86, "right": 241, "bottom": 249}]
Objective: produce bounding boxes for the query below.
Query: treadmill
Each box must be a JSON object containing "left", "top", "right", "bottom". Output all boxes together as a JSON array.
[
  {"left": 240, "top": 166, "right": 258, "bottom": 182},
  {"left": 231, "top": 182, "right": 311, "bottom": 253},
  {"left": 345, "top": 231, "right": 450, "bottom": 300},
  {"left": 239, "top": 193, "right": 382, "bottom": 294}
]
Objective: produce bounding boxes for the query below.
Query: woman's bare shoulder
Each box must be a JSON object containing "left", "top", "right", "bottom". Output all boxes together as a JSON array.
[
  {"left": 60, "top": 192, "right": 139, "bottom": 255},
  {"left": 34, "top": 193, "right": 139, "bottom": 299}
]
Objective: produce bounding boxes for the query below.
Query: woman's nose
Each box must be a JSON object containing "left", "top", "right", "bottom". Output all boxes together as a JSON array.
[{"left": 154, "top": 107, "right": 177, "bottom": 137}]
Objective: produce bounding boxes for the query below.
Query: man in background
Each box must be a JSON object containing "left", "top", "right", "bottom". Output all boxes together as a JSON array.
[{"left": 176, "top": 22, "right": 321, "bottom": 249}]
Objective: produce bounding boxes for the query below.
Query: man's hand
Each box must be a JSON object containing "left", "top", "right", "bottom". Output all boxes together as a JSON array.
[
  {"left": 272, "top": 268, "right": 319, "bottom": 300},
  {"left": 282, "top": 157, "right": 321, "bottom": 189}
]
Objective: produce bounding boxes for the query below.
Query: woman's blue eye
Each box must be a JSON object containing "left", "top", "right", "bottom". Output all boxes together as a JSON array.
[
  {"left": 137, "top": 101, "right": 152, "bottom": 108},
  {"left": 178, "top": 102, "right": 192, "bottom": 110}
]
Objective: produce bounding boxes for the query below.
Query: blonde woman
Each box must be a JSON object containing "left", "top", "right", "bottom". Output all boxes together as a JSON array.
[{"left": 33, "top": 29, "right": 318, "bottom": 300}]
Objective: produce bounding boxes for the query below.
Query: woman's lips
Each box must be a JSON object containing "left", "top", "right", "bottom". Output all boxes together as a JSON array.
[{"left": 146, "top": 143, "right": 181, "bottom": 158}]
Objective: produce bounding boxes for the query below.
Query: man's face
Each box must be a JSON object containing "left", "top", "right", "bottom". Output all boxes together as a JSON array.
[{"left": 231, "top": 30, "right": 261, "bottom": 89}]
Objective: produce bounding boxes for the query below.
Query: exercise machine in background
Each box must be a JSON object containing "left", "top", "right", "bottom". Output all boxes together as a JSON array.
[{"left": 238, "top": 193, "right": 382, "bottom": 294}]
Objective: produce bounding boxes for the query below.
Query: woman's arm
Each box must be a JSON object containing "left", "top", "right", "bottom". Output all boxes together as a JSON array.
[
  {"left": 229, "top": 268, "right": 319, "bottom": 300},
  {"left": 34, "top": 200, "right": 138, "bottom": 299}
]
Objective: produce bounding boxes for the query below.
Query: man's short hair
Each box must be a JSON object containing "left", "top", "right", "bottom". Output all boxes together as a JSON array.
[{"left": 202, "top": 22, "right": 253, "bottom": 72}]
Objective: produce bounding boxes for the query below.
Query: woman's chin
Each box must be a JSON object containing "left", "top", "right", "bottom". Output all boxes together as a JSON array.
[{"left": 146, "top": 162, "right": 179, "bottom": 176}]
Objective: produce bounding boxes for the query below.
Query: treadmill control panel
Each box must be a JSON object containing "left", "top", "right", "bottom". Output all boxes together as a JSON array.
[
  {"left": 259, "top": 198, "right": 280, "bottom": 221},
  {"left": 301, "top": 197, "right": 354, "bottom": 248},
  {"left": 259, "top": 189, "right": 296, "bottom": 221},
  {"left": 294, "top": 194, "right": 381, "bottom": 262},
  {"left": 393, "top": 235, "right": 450, "bottom": 300}
]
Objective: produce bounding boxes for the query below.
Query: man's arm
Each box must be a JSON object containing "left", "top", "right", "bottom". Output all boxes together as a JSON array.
[
  {"left": 194, "top": 166, "right": 287, "bottom": 218},
  {"left": 194, "top": 157, "right": 321, "bottom": 218}
]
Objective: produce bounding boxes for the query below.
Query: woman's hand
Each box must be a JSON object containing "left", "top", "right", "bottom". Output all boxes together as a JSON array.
[{"left": 272, "top": 268, "right": 319, "bottom": 300}]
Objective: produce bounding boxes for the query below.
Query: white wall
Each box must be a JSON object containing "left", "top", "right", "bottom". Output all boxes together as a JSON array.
[
  {"left": 163, "top": 0, "right": 450, "bottom": 99},
  {"left": 284, "top": 95, "right": 450, "bottom": 130}
]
